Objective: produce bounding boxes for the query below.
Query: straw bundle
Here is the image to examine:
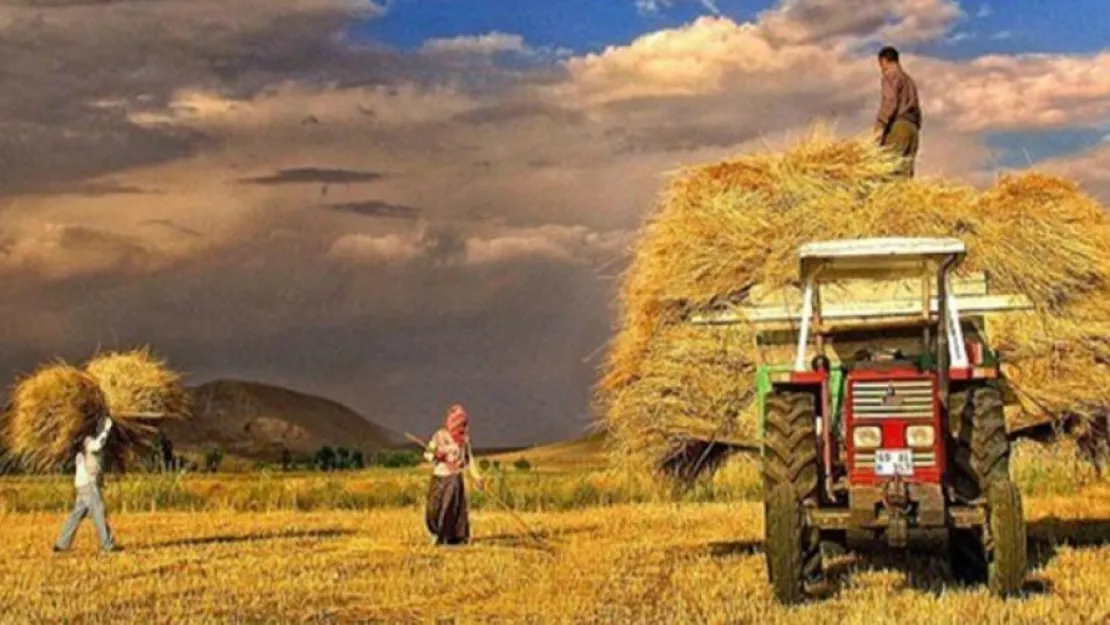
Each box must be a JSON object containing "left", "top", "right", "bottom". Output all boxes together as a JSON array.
[
  {"left": 599, "top": 125, "right": 1110, "bottom": 483},
  {"left": 2, "top": 363, "right": 110, "bottom": 472},
  {"left": 83, "top": 347, "right": 191, "bottom": 463}
]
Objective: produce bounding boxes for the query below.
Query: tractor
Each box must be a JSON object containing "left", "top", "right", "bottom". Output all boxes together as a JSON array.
[{"left": 690, "top": 237, "right": 1032, "bottom": 604}]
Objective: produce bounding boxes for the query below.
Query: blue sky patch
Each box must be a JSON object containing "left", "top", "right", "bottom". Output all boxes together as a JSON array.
[{"left": 983, "top": 128, "right": 1106, "bottom": 169}]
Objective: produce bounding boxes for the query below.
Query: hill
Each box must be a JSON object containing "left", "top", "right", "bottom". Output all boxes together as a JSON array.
[
  {"left": 487, "top": 429, "right": 607, "bottom": 470},
  {"left": 161, "top": 379, "right": 399, "bottom": 461}
]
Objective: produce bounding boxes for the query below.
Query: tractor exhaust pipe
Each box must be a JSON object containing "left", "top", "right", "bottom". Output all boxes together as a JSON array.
[{"left": 936, "top": 254, "right": 957, "bottom": 410}]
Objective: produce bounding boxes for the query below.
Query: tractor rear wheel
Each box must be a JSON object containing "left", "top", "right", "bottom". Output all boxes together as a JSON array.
[
  {"left": 761, "top": 390, "right": 821, "bottom": 598},
  {"left": 986, "top": 479, "right": 1027, "bottom": 596},
  {"left": 949, "top": 385, "right": 1009, "bottom": 502},
  {"left": 765, "top": 483, "right": 808, "bottom": 605},
  {"left": 762, "top": 391, "right": 819, "bottom": 501}
]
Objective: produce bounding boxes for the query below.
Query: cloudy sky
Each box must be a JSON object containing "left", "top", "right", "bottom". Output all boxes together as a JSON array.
[{"left": 1, "top": 0, "right": 1108, "bottom": 446}]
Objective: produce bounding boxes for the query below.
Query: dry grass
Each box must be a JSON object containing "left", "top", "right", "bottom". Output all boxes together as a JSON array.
[
  {"left": 1, "top": 363, "right": 109, "bottom": 472},
  {"left": 3, "top": 485, "right": 1110, "bottom": 623},
  {"left": 599, "top": 125, "right": 1110, "bottom": 479},
  {"left": 84, "top": 347, "right": 191, "bottom": 466}
]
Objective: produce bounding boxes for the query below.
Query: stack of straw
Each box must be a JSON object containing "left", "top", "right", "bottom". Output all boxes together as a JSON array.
[
  {"left": 1, "top": 363, "right": 109, "bottom": 473},
  {"left": 84, "top": 347, "right": 192, "bottom": 467},
  {"left": 2, "top": 347, "right": 190, "bottom": 473},
  {"left": 599, "top": 125, "right": 1110, "bottom": 483}
]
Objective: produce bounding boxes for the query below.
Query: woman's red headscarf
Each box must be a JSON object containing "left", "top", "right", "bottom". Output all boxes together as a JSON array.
[{"left": 445, "top": 404, "right": 469, "bottom": 444}]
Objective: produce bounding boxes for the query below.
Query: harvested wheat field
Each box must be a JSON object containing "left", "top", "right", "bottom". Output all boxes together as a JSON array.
[
  {"left": 1, "top": 483, "right": 1109, "bottom": 624},
  {"left": 600, "top": 126, "right": 1110, "bottom": 480}
]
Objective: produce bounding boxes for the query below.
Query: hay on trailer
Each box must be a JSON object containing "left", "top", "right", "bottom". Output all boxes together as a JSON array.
[
  {"left": 2, "top": 363, "right": 109, "bottom": 472},
  {"left": 83, "top": 347, "right": 191, "bottom": 462},
  {"left": 599, "top": 125, "right": 1110, "bottom": 484}
]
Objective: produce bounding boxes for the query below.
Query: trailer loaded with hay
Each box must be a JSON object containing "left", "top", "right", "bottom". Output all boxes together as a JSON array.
[
  {"left": 598, "top": 128, "right": 1110, "bottom": 564},
  {"left": 1, "top": 348, "right": 190, "bottom": 473}
]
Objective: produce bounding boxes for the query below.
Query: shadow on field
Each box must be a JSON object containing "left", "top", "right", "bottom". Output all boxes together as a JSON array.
[
  {"left": 1027, "top": 516, "right": 1110, "bottom": 569},
  {"left": 812, "top": 515, "right": 1110, "bottom": 599},
  {"left": 706, "top": 539, "right": 762, "bottom": 558},
  {"left": 471, "top": 524, "right": 602, "bottom": 553},
  {"left": 146, "top": 528, "right": 353, "bottom": 550}
]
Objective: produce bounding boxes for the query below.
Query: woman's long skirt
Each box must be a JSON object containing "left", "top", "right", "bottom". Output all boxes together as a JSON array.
[{"left": 425, "top": 473, "right": 469, "bottom": 545}]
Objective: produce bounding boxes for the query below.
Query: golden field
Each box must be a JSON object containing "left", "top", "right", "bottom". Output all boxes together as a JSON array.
[
  {"left": 3, "top": 487, "right": 1110, "bottom": 624},
  {"left": 0, "top": 440, "right": 1108, "bottom": 624}
]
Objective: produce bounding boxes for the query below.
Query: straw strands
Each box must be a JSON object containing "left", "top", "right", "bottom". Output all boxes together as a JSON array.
[
  {"left": 2, "top": 363, "right": 109, "bottom": 472},
  {"left": 84, "top": 347, "right": 192, "bottom": 467},
  {"left": 599, "top": 125, "right": 1110, "bottom": 483},
  {"left": 1, "top": 347, "right": 190, "bottom": 473}
]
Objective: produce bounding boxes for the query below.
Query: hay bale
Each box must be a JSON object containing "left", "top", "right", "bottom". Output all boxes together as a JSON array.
[
  {"left": 2, "top": 363, "right": 109, "bottom": 472},
  {"left": 599, "top": 125, "right": 1110, "bottom": 484},
  {"left": 83, "top": 347, "right": 191, "bottom": 462}
]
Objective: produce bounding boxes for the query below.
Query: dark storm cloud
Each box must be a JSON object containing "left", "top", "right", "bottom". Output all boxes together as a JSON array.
[
  {"left": 452, "top": 101, "right": 587, "bottom": 126},
  {"left": 139, "top": 219, "right": 203, "bottom": 238},
  {"left": 243, "top": 167, "right": 384, "bottom": 185},
  {"left": 0, "top": 0, "right": 408, "bottom": 195},
  {"left": 0, "top": 209, "right": 614, "bottom": 445},
  {"left": 323, "top": 201, "right": 420, "bottom": 219}
]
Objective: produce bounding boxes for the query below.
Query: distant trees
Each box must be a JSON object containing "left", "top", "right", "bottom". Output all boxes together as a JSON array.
[
  {"left": 372, "top": 450, "right": 421, "bottom": 468},
  {"left": 203, "top": 445, "right": 224, "bottom": 473},
  {"left": 314, "top": 446, "right": 337, "bottom": 471},
  {"left": 311, "top": 446, "right": 375, "bottom": 471}
]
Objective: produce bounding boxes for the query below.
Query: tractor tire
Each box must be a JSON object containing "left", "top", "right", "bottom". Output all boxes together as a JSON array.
[
  {"left": 761, "top": 391, "right": 822, "bottom": 598},
  {"left": 762, "top": 391, "right": 819, "bottom": 502},
  {"left": 950, "top": 386, "right": 1009, "bottom": 502},
  {"left": 764, "top": 483, "right": 809, "bottom": 605},
  {"left": 986, "top": 479, "right": 1027, "bottom": 596}
]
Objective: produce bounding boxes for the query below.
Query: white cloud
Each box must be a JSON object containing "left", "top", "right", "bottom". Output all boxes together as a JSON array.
[
  {"left": 991, "top": 30, "right": 1013, "bottom": 40},
  {"left": 327, "top": 232, "right": 419, "bottom": 264},
  {"left": 636, "top": 0, "right": 722, "bottom": 16},
  {"left": 326, "top": 222, "right": 628, "bottom": 268},
  {"left": 420, "top": 32, "right": 528, "bottom": 56},
  {"left": 977, "top": 3, "right": 992, "bottom": 18},
  {"left": 757, "top": 0, "right": 963, "bottom": 46}
]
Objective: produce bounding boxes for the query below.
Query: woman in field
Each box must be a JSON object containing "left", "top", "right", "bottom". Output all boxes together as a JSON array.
[{"left": 423, "top": 404, "right": 484, "bottom": 546}]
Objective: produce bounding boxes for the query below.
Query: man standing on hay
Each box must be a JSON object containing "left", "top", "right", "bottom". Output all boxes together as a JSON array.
[
  {"left": 53, "top": 416, "right": 121, "bottom": 554},
  {"left": 874, "top": 45, "right": 922, "bottom": 178},
  {"left": 422, "top": 404, "right": 484, "bottom": 546}
]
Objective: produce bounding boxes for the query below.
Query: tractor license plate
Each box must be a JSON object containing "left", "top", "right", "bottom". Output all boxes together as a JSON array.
[{"left": 874, "top": 449, "right": 914, "bottom": 476}]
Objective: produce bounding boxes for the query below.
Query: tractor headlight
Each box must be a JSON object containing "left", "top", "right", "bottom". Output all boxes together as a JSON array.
[
  {"left": 906, "top": 425, "right": 935, "bottom": 448},
  {"left": 853, "top": 426, "right": 882, "bottom": 450}
]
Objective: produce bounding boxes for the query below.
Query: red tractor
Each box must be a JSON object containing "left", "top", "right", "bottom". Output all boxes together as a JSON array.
[{"left": 693, "top": 237, "right": 1032, "bottom": 603}]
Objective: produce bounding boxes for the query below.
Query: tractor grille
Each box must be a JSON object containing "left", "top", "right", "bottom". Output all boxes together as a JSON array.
[{"left": 850, "top": 379, "right": 935, "bottom": 420}]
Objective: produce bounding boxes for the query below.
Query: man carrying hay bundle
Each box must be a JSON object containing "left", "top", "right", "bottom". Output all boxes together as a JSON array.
[
  {"left": 873, "top": 45, "right": 922, "bottom": 178},
  {"left": 53, "top": 416, "right": 121, "bottom": 553},
  {"left": 422, "top": 404, "right": 484, "bottom": 546}
]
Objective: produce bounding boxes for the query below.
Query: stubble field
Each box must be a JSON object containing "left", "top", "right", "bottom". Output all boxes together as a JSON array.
[{"left": 2, "top": 442, "right": 1110, "bottom": 624}]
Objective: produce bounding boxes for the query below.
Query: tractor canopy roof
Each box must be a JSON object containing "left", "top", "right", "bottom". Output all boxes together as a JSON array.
[{"left": 799, "top": 237, "right": 967, "bottom": 283}]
